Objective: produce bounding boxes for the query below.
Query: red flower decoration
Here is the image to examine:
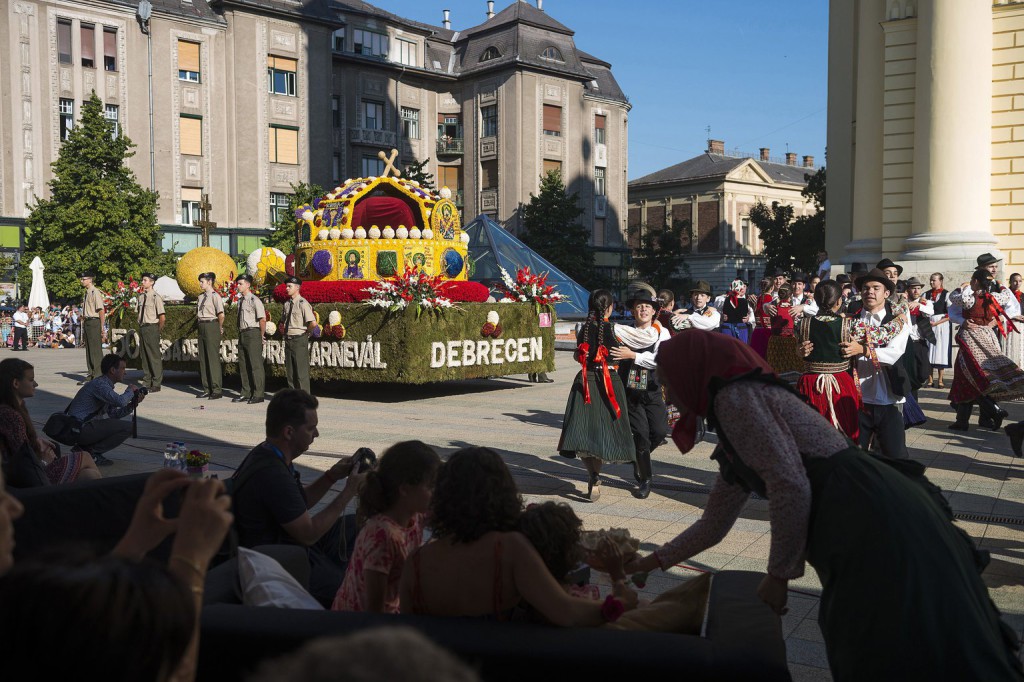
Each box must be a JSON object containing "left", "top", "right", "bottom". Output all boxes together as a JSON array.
[
  {"left": 493, "top": 323, "right": 503, "bottom": 337},
  {"left": 271, "top": 279, "right": 489, "bottom": 304},
  {"left": 481, "top": 322, "right": 496, "bottom": 337}
]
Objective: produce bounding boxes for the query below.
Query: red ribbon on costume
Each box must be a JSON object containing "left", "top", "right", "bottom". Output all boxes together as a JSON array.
[
  {"left": 574, "top": 342, "right": 622, "bottom": 419},
  {"left": 981, "top": 292, "right": 1017, "bottom": 337},
  {"left": 728, "top": 292, "right": 740, "bottom": 308}
]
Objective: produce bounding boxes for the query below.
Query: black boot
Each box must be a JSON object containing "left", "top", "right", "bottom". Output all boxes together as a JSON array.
[
  {"left": 949, "top": 402, "right": 972, "bottom": 431},
  {"left": 536, "top": 372, "right": 554, "bottom": 383},
  {"left": 634, "top": 450, "right": 653, "bottom": 499},
  {"left": 586, "top": 471, "right": 601, "bottom": 501},
  {"left": 978, "top": 395, "right": 1007, "bottom": 431},
  {"left": 1005, "top": 422, "right": 1024, "bottom": 457}
]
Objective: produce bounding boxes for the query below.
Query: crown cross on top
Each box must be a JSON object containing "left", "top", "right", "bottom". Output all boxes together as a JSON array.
[{"left": 377, "top": 149, "right": 402, "bottom": 178}]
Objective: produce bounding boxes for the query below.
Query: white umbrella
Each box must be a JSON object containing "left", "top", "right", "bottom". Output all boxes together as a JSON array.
[
  {"left": 153, "top": 275, "right": 186, "bottom": 302},
  {"left": 27, "top": 257, "right": 49, "bottom": 310}
]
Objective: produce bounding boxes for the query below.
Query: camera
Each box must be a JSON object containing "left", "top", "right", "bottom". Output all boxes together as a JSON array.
[
  {"left": 352, "top": 447, "right": 377, "bottom": 473},
  {"left": 137, "top": 386, "right": 150, "bottom": 397}
]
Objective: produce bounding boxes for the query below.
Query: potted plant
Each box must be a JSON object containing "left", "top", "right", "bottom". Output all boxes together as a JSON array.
[{"left": 185, "top": 450, "right": 211, "bottom": 479}]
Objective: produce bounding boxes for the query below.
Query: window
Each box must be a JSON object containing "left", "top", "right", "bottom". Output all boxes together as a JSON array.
[
  {"left": 333, "top": 154, "right": 341, "bottom": 181},
  {"left": 396, "top": 38, "right": 417, "bottom": 67},
  {"left": 179, "top": 115, "right": 202, "bottom": 156},
  {"left": 438, "top": 114, "right": 461, "bottom": 139},
  {"left": 362, "top": 156, "right": 385, "bottom": 177},
  {"left": 180, "top": 188, "right": 202, "bottom": 226},
  {"left": 103, "top": 27, "right": 117, "bottom": 71},
  {"left": 401, "top": 107, "right": 419, "bottom": 139},
  {"left": 104, "top": 104, "right": 119, "bottom": 138},
  {"left": 480, "top": 46, "right": 500, "bottom": 62},
  {"left": 481, "top": 160, "right": 498, "bottom": 190},
  {"left": 543, "top": 159, "right": 562, "bottom": 176},
  {"left": 178, "top": 40, "right": 200, "bottom": 82},
  {"left": 162, "top": 231, "right": 200, "bottom": 254},
  {"left": 57, "top": 19, "right": 72, "bottom": 65},
  {"left": 594, "top": 167, "right": 605, "bottom": 196},
  {"left": 542, "top": 104, "right": 561, "bottom": 137},
  {"left": 80, "top": 24, "right": 96, "bottom": 68},
  {"left": 58, "top": 99, "right": 74, "bottom": 142},
  {"left": 540, "top": 46, "right": 563, "bottom": 62},
  {"left": 209, "top": 234, "right": 231, "bottom": 254},
  {"left": 332, "top": 28, "right": 345, "bottom": 52},
  {"left": 331, "top": 96, "right": 341, "bottom": 128},
  {"left": 353, "top": 29, "right": 388, "bottom": 58},
  {"left": 237, "top": 235, "right": 264, "bottom": 257},
  {"left": 481, "top": 105, "right": 497, "bottom": 138},
  {"left": 267, "top": 56, "right": 297, "bottom": 96},
  {"left": 595, "top": 114, "right": 606, "bottom": 145},
  {"left": 269, "top": 193, "right": 292, "bottom": 224},
  {"left": 363, "top": 101, "right": 383, "bottom": 130},
  {"left": 268, "top": 126, "right": 298, "bottom": 164},
  {"left": 741, "top": 217, "right": 751, "bottom": 248}
]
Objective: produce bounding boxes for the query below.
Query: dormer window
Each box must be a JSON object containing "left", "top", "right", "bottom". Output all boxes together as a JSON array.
[
  {"left": 540, "top": 46, "right": 563, "bottom": 62},
  {"left": 480, "top": 46, "right": 501, "bottom": 62}
]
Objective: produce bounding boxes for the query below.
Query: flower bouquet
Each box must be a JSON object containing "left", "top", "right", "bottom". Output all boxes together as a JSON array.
[
  {"left": 215, "top": 274, "right": 243, "bottom": 306},
  {"left": 185, "top": 450, "right": 212, "bottom": 479},
  {"left": 363, "top": 265, "right": 457, "bottom": 319},
  {"left": 103, "top": 278, "right": 145, "bottom": 324},
  {"left": 499, "top": 266, "right": 567, "bottom": 312}
]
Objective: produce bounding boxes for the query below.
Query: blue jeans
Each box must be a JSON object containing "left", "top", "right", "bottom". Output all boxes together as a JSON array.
[{"left": 720, "top": 322, "right": 750, "bottom": 344}]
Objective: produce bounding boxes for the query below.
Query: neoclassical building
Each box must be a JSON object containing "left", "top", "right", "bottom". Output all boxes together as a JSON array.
[
  {"left": 0, "top": 0, "right": 629, "bottom": 273},
  {"left": 827, "top": 0, "right": 1024, "bottom": 280}
]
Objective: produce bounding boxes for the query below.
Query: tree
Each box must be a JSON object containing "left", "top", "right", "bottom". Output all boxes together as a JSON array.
[
  {"left": 20, "top": 92, "right": 161, "bottom": 299},
  {"left": 521, "top": 170, "right": 597, "bottom": 287},
  {"left": 749, "top": 167, "right": 826, "bottom": 276},
  {"left": 404, "top": 158, "right": 435, "bottom": 191},
  {"left": 630, "top": 218, "right": 692, "bottom": 290},
  {"left": 262, "top": 181, "right": 325, "bottom": 255}
]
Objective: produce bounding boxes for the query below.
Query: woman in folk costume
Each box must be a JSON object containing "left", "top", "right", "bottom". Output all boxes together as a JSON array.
[
  {"left": 624, "top": 330, "right": 1023, "bottom": 682},
  {"left": 766, "top": 285, "right": 804, "bottom": 374},
  {"left": 749, "top": 277, "right": 775, "bottom": 358},
  {"left": 926, "top": 272, "right": 953, "bottom": 388},
  {"left": 719, "top": 279, "right": 751, "bottom": 343},
  {"left": 558, "top": 290, "right": 655, "bottom": 501},
  {"left": 1004, "top": 272, "right": 1024, "bottom": 369}
]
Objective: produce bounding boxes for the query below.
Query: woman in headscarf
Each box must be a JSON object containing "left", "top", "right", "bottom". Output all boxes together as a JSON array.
[{"left": 624, "top": 330, "right": 1022, "bottom": 682}]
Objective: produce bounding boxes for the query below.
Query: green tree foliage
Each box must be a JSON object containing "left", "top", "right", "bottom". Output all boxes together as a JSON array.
[
  {"left": 21, "top": 92, "right": 161, "bottom": 299},
  {"left": 521, "top": 170, "right": 596, "bottom": 287},
  {"left": 404, "top": 158, "right": 435, "bottom": 191},
  {"left": 630, "top": 218, "right": 692, "bottom": 290},
  {"left": 749, "top": 167, "right": 826, "bottom": 276},
  {"left": 262, "top": 181, "right": 325, "bottom": 255}
]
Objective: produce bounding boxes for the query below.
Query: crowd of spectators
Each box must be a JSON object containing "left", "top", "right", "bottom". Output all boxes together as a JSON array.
[{"left": 1, "top": 304, "right": 82, "bottom": 349}]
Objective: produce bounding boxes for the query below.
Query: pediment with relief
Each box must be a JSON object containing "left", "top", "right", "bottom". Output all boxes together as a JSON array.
[{"left": 726, "top": 159, "right": 774, "bottom": 184}]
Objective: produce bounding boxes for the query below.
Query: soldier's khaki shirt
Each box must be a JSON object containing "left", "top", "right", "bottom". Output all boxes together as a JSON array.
[
  {"left": 237, "top": 292, "right": 266, "bottom": 330},
  {"left": 136, "top": 291, "right": 165, "bottom": 324},
  {"left": 282, "top": 296, "right": 315, "bottom": 337},
  {"left": 197, "top": 291, "right": 225, "bottom": 321},
  {"left": 83, "top": 287, "right": 105, "bottom": 318}
]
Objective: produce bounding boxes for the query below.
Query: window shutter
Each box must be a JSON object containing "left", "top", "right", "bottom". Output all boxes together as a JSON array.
[
  {"left": 181, "top": 187, "right": 202, "bottom": 202},
  {"left": 268, "top": 56, "right": 297, "bottom": 72},
  {"left": 179, "top": 117, "right": 202, "bottom": 156},
  {"left": 57, "top": 20, "right": 72, "bottom": 61},
  {"left": 595, "top": 114, "right": 606, "bottom": 130},
  {"left": 543, "top": 159, "right": 561, "bottom": 175},
  {"left": 543, "top": 105, "right": 561, "bottom": 133},
  {"left": 268, "top": 127, "right": 277, "bottom": 162},
  {"left": 81, "top": 25, "right": 95, "bottom": 62},
  {"left": 276, "top": 128, "right": 298, "bottom": 164},
  {"left": 178, "top": 41, "right": 200, "bottom": 73},
  {"left": 104, "top": 28, "right": 116, "bottom": 59}
]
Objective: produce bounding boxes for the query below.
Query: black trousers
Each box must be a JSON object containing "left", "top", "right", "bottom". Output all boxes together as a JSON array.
[
  {"left": 12, "top": 327, "right": 27, "bottom": 350},
  {"left": 858, "top": 403, "right": 909, "bottom": 460},
  {"left": 626, "top": 388, "right": 669, "bottom": 454}
]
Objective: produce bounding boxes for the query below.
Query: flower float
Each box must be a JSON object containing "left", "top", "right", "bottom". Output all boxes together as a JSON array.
[
  {"left": 363, "top": 265, "right": 456, "bottom": 318},
  {"left": 103, "top": 278, "right": 145, "bottom": 323},
  {"left": 247, "top": 247, "right": 287, "bottom": 288},
  {"left": 481, "top": 310, "right": 503, "bottom": 338}
]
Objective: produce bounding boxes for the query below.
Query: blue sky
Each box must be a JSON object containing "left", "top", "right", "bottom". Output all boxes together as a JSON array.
[{"left": 399, "top": 0, "right": 829, "bottom": 179}]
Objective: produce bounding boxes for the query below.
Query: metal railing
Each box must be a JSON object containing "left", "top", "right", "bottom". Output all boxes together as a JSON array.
[{"left": 436, "top": 137, "right": 464, "bottom": 155}]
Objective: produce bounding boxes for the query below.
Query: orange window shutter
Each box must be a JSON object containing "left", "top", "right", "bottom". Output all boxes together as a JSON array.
[
  {"left": 543, "top": 159, "right": 561, "bottom": 174},
  {"left": 276, "top": 128, "right": 298, "bottom": 164},
  {"left": 543, "top": 105, "right": 561, "bottom": 132},
  {"left": 179, "top": 117, "right": 202, "bottom": 156},
  {"left": 268, "top": 128, "right": 277, "bottom": 162},
  {"left": 179, "top": 41, "right": 200, "bottom": 73},
  {"left": 181, "top": 187, "right": 202, "bottom": 201},
  {"left": 104, "top": 28, "right": 116, "bottom": 59},
  {"left": 81, "top": 25, "right": 96, "bottom": 61},
  {"left": 595, "top": 114, "right": 606, "bottom": 130}
]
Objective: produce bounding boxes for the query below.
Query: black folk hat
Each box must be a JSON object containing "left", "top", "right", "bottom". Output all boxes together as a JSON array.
[
  {"left": 904, "top": 276, "right": 925, "bottom": 288},
  {"left": 875, "top": 258, "right": 904, "bottom": 277},
  {"left": 626, "top": 281, "right": 659, "bottom": 307},
  {"left": 977, "top": 252, "right": 1002, "bottom": 267},
  {"left": 855, "top": 268, "right": 896, "bottom": 295},
  {"left": 689, "top": 280, "right": 712, "bottom": 296}
]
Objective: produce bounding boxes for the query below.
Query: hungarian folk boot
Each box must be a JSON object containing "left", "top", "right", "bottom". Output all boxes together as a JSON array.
[
  {"left": 978, "top": 395, "right": 1008, "bottom": 431},
  {"left": 635, "top": 450, "right": 653, "bottom": 499},
  {"left": 949, "top": 402, "right": 973, "bottom": 432}
]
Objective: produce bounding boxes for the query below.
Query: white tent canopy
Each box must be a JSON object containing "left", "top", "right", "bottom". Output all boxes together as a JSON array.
[
  {"left": 27, "top": 257, "right": 49, "bottom": 310},
  {"left": 153, "top": 275, "right": 185, "bottom": 302}
]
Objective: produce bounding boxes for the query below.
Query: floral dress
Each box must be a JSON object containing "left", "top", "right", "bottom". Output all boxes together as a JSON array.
[{"left": 332, "top": 513, "right": 424, "bottom": 614}]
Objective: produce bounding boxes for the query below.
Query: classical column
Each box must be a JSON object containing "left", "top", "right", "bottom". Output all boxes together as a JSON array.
[
  {"left": 846, "top": 0, "right": 887, "bottom": 266},
  {"left": 902, "top": 0, "right": 995, "bottom": 261}
]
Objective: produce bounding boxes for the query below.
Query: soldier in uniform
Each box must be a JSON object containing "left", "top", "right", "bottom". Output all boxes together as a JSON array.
[
  {"left": 234, "top": 274, "right": 267, "bottom": 404},
  {"left": 136, "top": 272, "right": 166, "bottom": 392},
  {"left": 196, "top": 272, "right": 225, "bottom": 399},
  {"left": 282, "top": 275, "right": 316, "bottom": 393},
  {"left": 79, "top": 271, "right": 106, "bottom": 382}
]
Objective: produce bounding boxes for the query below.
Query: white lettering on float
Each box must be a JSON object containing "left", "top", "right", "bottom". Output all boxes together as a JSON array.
[
  {"left": 139, "top": 334, "right": 386, "bottom": 369},
  {"left": 431, "top": 337, "right": 544, "bottom": 369}
]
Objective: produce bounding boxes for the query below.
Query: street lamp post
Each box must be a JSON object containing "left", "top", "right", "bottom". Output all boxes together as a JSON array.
[{"left": 136, "top": 1, "right": 155, "bottom": 192}]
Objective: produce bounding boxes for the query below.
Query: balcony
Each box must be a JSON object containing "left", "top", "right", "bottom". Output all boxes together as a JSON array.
[
  {"left": 454, "top": 189, "right": 464, "bottom": 207},
  {"left": 436, "top": 137, "right": 464, "bottom": 155},
  {"left": 349, "top": 127, "right": 397, "bottom": 148}
]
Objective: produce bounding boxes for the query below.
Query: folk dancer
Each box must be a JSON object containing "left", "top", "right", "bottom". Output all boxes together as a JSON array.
[
  {"left": 750, "top": 278, "right": 776, "bottom": 358},
  {"left": 903, "top": 277, "right": 935, "bottom": 401},
  {"left": 718, "top": 280, "right": 753, "bottom": 344},
  {"left": 766, "top": 286, "right": 804, "bottom": 375},
  {"left": 672, "top": 281, "right": 721, "bottom": 332},
  {"left": 927, "top": 273, "right": 953, "bottom": 388}
]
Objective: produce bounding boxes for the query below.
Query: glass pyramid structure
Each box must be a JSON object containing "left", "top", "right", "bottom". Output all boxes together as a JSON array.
[{"left": 463, "top": 214, "right": 591, "bottom": 319}]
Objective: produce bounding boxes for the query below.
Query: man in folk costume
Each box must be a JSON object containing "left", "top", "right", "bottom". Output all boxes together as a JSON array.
[
  {"left": 903, "top": 277, "right": 935, "bottom": 400},
  {"left": 673, "top": 281, "right": 722, "bottom": 331},
  {"left": 717, "top": 279, "right": 753, "bottom": 343},
  {"left": 947, "top": 269, "right": 1024, "bottom": 438},
  {"left": 610, "top": 283, "right": 671, "bottom": 499}
]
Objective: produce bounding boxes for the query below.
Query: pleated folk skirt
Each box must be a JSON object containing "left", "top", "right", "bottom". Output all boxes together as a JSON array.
[
  {"left": 558, "top": 370, "right": 636, "bottom": 463},
  {"left": 928, "top": 316, "right": 952, "bottom": 368}
]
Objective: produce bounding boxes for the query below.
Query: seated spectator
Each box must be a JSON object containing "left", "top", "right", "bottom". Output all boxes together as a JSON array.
[
  {"left": 399, "top": 447, "right": 638, "bottom": 624},
  {"left": 65, "top": 353, "right": 144, "bottom": 466},
  {"left": 0, "top": 358, "right": 102, "bottom": 486},
  {"left": 332, "top": 440, "right": 440, "bottom": 614},
  {"left": 0, "top": 468, "right": 233, "bottom": 681},
  {"left": 517, "top": 502, "right": 600, "bottom": 603},
  {"left": 231, "top": 388, "right": 367, "bottom": 606}
]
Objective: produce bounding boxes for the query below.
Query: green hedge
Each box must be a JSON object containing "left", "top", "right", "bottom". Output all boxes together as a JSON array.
[{"left": 110, "top": 302, "right": 555, "bottom": 384}]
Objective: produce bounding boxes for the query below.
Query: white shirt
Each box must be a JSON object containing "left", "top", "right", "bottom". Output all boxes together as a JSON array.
[
  {"left": 634, "top": 325, "right": 672, "bottom": 370},
  {"left": 856, "top": 306, "right": 910, "bottom": 406},
  {"left": 13, "top": 311, "right": 28, "bottom": 328},
  {"left": 906, "top": 299, "right": 934, "bottom": 341},
  {"left": 684, "top": 306, "right": 721, "bottom": 331}
]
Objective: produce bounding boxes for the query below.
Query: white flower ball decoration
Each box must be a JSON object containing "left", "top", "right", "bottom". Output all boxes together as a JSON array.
[
  {"left": 396, "top": 226, "right": 409, "bottom": 239},
  {"left": 382, "top": 227, "right": 395, "bottom": 239},
  {"left": 334, "top": 186, "right": 342, "bottom": 193},
  {"left": 368, "top": 226, "right": 381, "bottom": 239},
  {"left": 265, "top": 321, "right": 277, "bottom": 337},
  {"left": 460, "top": 232, "right": 470, "bottom": 244},
  {"left": 422, "top": 228, "right": 434, "bottom": 240},
  {"left": 440, "top": 186, "right": 452, "bottom": 200},
  {"left": 246, "top": 246, "right": 287, "bottom": 278},
  {"left": 342, "top": 207, "right": 350, "bottom": 216},
  {"left": 344, "top": 179, "right": 353, "bottom": 185},
  {"left": 317, "top": 229, "right": 330, "bottom": 241},
  {"left": 341, "top": 228, "right": 354, "bottom": 240},
  {"left": 409, "top": 227, "right": 422, "bottom": 240},
  {"left": 301, "top": 210, "right": 314, "bottom": 221},
  {"left": 328, "top": 311, "right": 342, "bottom": 326},
  {"left": 355, "top": 227, "right": 367, "bottom": 239},
  {"left": 329, "top": 228, "right": 341, "bottom": 240},
  {"left": 486, "top": 310, "right": 500, "bottom": 325}
]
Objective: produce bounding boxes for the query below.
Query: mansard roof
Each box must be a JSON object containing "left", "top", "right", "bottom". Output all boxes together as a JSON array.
[{"left": 630, "top": 153, "right": 812, "bottom": 187}]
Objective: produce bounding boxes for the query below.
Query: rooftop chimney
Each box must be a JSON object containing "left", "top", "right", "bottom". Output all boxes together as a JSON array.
[
  {"left": 802, "top": 155, "right": 815, "bottom": 168},
  {"left": 759, "top": 147, "right": 770, "bottom": 162},
  {"left": 708, "top": 139, "right": 724, "bottom": 155},
  {"left": 537, "top": 0, "right": 543, "bottom": 11},
  {"left": 785, "top": 152, "right": 797, "bottom": 166},
  {"left": 487, "top": 1, "right": 494, "bottom": 18},
  {"left": 443, "top": 8, "right": 451, "bottom": 29}
]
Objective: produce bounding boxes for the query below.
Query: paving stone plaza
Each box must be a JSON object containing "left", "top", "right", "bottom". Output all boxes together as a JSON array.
[{"left": 17, "top": 347, "right": 1024, "bottom": 680}]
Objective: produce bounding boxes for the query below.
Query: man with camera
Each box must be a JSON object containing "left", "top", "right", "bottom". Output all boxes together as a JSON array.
[
  {"left": 230, "top": 388, "right": 374, "bottom": 606},
  {"left": 64, "top": 353, "right": 145, "bottom": 466}
]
